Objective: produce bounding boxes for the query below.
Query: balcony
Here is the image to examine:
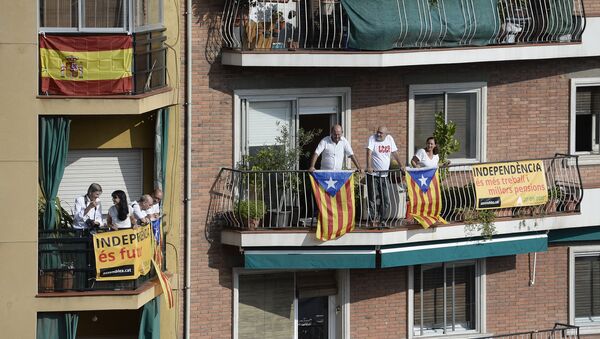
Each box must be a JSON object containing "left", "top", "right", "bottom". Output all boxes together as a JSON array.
[
  {"left": 220, "top": 0, "right": 593, "bottom": 67},
  {"left": 39, "top": 29, "right": 167, "bottom": 97},
  {"left": 209, "top": 154, "right": 583, "bottom": 237}
]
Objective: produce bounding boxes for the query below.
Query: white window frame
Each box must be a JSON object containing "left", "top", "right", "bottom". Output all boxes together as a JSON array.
[
  {"left": 569, "top": 245, "right": 600, "bottom": 334},
  {"left": 408, "top": 82, "right": 487, "bottom": 166},
  {"left": 38, "top": 0, "right": 164, "bottom": 33},
  {"left": 408, "top": 259, "right": 487, "bottom": 338},
  {"left": 232, "top": 268, "right": 350, "bottom": 339},
  {"left": 570, "top": 78, "right": 600, "bottom": 165},
  {"left": 233, "top": 87, "right": 352, "bottom": 166}
]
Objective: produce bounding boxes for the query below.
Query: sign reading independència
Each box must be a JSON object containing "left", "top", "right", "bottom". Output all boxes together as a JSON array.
[
  {"left": 93, "top": 225, "right": 153, "bottom": 281},
  {"left": 471, "top": 160, "right": 548, "bottom": 209}
]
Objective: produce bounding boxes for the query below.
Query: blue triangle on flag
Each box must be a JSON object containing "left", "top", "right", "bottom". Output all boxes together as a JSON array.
[
  {"left": 407, "top": 168, "right": 438, "bottom": 193},
  {"left": 312, "top": 171, "right": 353, "bottom": 196}
]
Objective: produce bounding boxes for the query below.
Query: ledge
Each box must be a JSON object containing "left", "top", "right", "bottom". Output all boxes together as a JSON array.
[{"left": 37, "top": 87, "right": 176, "bottom": 115}]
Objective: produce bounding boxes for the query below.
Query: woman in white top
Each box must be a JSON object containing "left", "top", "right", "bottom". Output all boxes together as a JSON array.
[
  {"left": 107, "top": 190, "right": 135, "bottom": 230},
  {"left": 411, "top": 137, "right": 449, "bottom": 168}
]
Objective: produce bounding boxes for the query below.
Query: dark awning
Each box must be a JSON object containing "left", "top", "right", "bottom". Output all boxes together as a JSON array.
[{"left": 244, "top": 249, "right": 376, "bottom": 269}]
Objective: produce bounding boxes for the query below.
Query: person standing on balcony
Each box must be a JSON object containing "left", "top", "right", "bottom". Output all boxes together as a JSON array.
[
  {"left": 411, "top": 137, "right": 449, "bottom": 168},
  {"left": 148, "top": 188, "right": 163, "bottom": 221},
  {"left": 131, "top": 194, "right": 154, "bottom": 226},
  {"left": 73, "top": 183, "right": 103, "bottom": 230},
  {"left": 366, "top": 127, "right": 404, "bottom": 227},
  {"left": 107, "top": 190, "right": 135, "bottom": 230},
  {"left": 308, "top": 124, "right": 362, "bottom": 172}
]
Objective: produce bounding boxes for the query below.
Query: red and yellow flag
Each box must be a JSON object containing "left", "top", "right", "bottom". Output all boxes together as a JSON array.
[
  {"left": 309, "top": 171, "right": 356, "bottom": 241},
  {"left": 40, "top": 35, "right": 133, "bottom": 95},
  {"left": 152, "top": 258, "right": 174, "bottom": 309},
  {"left": 405, "top": 167, "right": 447, "bottom": 229}
]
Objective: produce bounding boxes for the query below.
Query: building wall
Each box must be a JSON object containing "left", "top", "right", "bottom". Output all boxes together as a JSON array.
[{"left": 584, "top": 0, "right": 600, "bottom": 17}]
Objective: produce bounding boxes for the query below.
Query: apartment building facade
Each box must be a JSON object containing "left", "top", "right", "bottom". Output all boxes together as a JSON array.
[{"left": 188, "top": 0, "right": 600, "bottom": 338}]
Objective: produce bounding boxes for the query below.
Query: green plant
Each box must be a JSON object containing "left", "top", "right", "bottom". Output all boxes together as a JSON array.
[
  {"left": 38, "top": 196, "right": 74, "bottom": 229},
  {"left": 463, "top": 208, "right": 497, "bottom": 240},
  {"left": 433, "top": 112, "right": 460, "bottom": 180},
  {"left": 235, "top": 199, "right": 266, "bottom": 220}
]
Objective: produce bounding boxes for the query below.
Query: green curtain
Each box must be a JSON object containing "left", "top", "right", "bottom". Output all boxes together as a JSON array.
[
  {"left": 138, "top": 297, "right": 161, "bottom": 339},
  {"left": 341, "top": 0, "right": 500, "bottom": 51},
  {"left": 39, "top": 117, "right": 71, "bottom": 230},
  {"left": 36, "top": 313, "right": 79, "bottom": 339},
  {"left": 154, "top": 108, "right": 170, "bottom": 191}
]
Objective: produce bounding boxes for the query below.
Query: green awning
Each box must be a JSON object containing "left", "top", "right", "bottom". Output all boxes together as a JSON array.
[
  {"left": 380, "top": 234, "right": 547, "bottom": 268},
  {"left": 244, "top": 249, "right": 376, "bottom": 269},
  {"left": 549, "top": 227, "right": 600, "bottom": 243}
]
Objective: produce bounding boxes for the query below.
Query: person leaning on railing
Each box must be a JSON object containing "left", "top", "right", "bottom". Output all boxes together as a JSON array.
[
  {"left": 106, "top": 190, "right": 136, "bottom": 231},
  {"left": 73, "top": 183, "right": 103, "bottom": 231},
  {"left": 410, "top": 136, "right": 450, "bottom": 168},
  {"left": 131, "top": 194, "right": 154, "bottom": 226},
  {"left": 308, "top": 124, "right": 363, "bottom": 172}
]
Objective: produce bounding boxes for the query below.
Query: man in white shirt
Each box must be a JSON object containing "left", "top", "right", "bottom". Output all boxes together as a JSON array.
[
  {"left": 131, "top": 194, "right": 154, "bottom": 226},
  {"left": 366, "top": 127, "right": 404, "bottom": 227},
  {"left": 149, "top": 188, "right": 163, "bottom": 221},
  {"left": 73, "top": 183, "right": 104, "bottom": 230},
  {"left": 308, "top": 125, "right": 362, "bottom": 172}
]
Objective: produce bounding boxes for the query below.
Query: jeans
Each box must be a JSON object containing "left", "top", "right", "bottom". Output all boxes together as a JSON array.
[{"left": 366, "top": 174, "right": 390, "bottom": 223}]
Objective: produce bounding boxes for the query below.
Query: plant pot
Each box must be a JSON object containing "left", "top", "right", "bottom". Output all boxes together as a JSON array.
[
  {"left": 245, "top": 218, "right": 261, "bottom": 230},
  {"left": 57, "top": 271, "right": 74, "bottom": 291},
  {"left": 494, "top": 209, "right": 512, "bottom": 218},
  {"left": 38, "top": 272, "right": 55, "bottom": 292}
]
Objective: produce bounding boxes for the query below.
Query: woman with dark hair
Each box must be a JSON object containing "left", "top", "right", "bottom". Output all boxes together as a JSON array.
[
  {"left": 107, "top": 190, "right": 135, "bottom": 230},
  {"left": 411, "top": 137, "right": 449, "bottom": 168}
]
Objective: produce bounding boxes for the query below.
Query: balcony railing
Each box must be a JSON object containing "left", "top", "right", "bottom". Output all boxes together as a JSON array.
[
  {"left": 208, "top": 155, "right": 582, "bottom": 231},
  {"left": 38, "top": 229, "right": 162, "bottom": 293},
  {"left": 478, "top": 323, "right": 579, "bottom": 339},
  {"left": 221, "top": 0, "right": 585, "bottom": 52}
]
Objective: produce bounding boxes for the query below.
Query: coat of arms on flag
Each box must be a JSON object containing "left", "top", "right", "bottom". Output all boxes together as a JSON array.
[
  {"left": 309, "top": 171, "right": 356, "bottom": 241},
  {"left": 405, "top": 167, "right": 447, "bottom": 229}
]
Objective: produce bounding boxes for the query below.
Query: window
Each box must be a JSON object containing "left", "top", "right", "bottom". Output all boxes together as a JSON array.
[
  {"left": 571, "top": 79, "right": 600, "bottom": 164},
  {"left": 409, "top": 83, "right": 487, "bottom": 164},
  {"left": 233, "top": 269, "right": 349, "bottom": 339},
  {"left": 234, "top": 88, "right": 351, "bottom": 169},
  {"left": 40, "top": 0, "right": 162, "bottom": 32},
  {"left": 409, "top": 260, "right": 485, "bottom": 337},
  {"left": 569, "top": 246, "right": 600, "bottom": 332}
]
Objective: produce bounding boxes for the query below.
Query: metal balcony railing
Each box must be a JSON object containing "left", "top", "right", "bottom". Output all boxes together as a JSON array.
[
  {"left": 38, "top": 229, "right": 163, "bottom": 293},
  {"left": 477, "top": 323, "right": 579, "bottom": 339},
  {"left": 208, "top": 155, "right": 582, "bottom": 231},
  {"left": 221, "top": 0, "right": 585, "bottom": 51}
]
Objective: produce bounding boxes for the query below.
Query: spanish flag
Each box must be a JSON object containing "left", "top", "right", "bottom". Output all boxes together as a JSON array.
[
  {"left": 405, "top": 167, "right": 447, "bottom": 229},
  {"left": 40, "top": 35, "right": 133, "bottom": 95},
  {"left": 309, "top": 171, "right": 356, "bottom": 241}
]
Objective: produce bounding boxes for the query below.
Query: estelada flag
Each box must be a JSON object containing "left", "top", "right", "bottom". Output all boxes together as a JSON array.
[
  {"left": 405, "top": 167, "right": 447, "bottom": 229},
  {"left": 152, "top": 258, "right": 174, "bottom": 309},
  {"left": 40, "top": 35, "right": 133, "bottom": 95},
  {"left": 309, "top": 171, "right": 356, "bottom": 241}
]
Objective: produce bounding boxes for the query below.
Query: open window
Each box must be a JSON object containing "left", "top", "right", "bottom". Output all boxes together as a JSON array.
[{"left": 571, "top": 78, "right": 600, "bottom": 164}]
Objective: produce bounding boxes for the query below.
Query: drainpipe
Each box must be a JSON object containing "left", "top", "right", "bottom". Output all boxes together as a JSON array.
[{"left": 184, "top": 0, "right": 192, "bottom": 337}]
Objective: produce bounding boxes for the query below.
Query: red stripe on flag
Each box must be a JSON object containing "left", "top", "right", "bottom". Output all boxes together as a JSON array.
[
  {"left": 310, "top": 176, "right": 326, "bottom": 240},
  {"left": 426, "top": 183, "right": 434, "bottom": 217},
  {"left": 41, "top": 77, "right": 133, "bottom": 96},
  {"left": 325, "top": 191, "right": 334, "bottom": 239},
  {"left": 40, "top": 35, "right": 133, "bottom": 52},
  {"left": 409, "top": 178, "right": 418, "bottom": 215},
  {"left": 335, "top": 188, "right": 344, "bottom": 238},
  {"left": 431, "top": 174, "right": 440, "bottom": 215}
]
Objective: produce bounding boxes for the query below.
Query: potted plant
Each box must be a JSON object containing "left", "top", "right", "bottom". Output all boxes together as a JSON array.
[
  {"left": 38, "top": 269, "right": 55, "bottom": 292},
  {"left": 464, "top": 208, "right": 497, "bottom": 240},
  {"left": 235, "top": 199, "right": 266, "bottom": 230},
  {"left": 433, "top": 112, "right": 460, "bottom": 181},
  {"left": 57, "top": 261, "right": 75, "bottom": 291}
]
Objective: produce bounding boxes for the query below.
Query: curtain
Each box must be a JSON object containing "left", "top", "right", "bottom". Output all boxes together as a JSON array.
[
  {"left": 39, "top": 117, "right": 71, "bottom": 230},
  {"left": 36, "top": 312, "right": 79, "bottom": 339},
  {"left": 138, "top": 297, "right": 161, "bottom": 339},
  {"left": 154, "top": 108, "right": 169, "bottom": 191}
]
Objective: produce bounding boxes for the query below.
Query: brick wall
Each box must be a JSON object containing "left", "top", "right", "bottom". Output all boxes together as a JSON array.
[
  {"left": 350, "top": 268, "right": 407, "bottom": 338},
  {"left": 486, "top": 246, "right": 569, "bottom": 334},
  {"left": 584, "top": 0, "right": 600, "bottom": 17}
]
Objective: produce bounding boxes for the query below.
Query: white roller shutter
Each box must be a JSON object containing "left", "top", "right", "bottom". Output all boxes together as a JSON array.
[
  {"left": 57, "top": 149, "right": 144, "bottom": 215},
  {"left": 247, "top": 100, "right": 292, "bottom": 147}
]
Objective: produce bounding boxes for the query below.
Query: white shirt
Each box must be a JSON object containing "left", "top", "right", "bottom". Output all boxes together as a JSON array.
[
  {"left": 131, "top": 201, "right": 149, "bottom": 222},
  {"left": 367, "top": 134, "right": 398, "bottom": 177},
  {"left": 108, "top": 205, "right": 132, "bottom": 229},
  {"left": 414, "top": 148, "right": 439, "bottom": 168},
  {"left": 73, "top": 195, "right": 103, "bottom": 229},
  {"left": 314, "top": 136, "right": 354, "bottom": 170},
  {"left": 149, "top": 202, "right": 160, "bottom": 220}
]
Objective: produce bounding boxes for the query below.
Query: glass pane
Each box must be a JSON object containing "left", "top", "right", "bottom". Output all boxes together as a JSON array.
[
  {"left": 298, "top": 296, "right": 329, "bottom": 339},
  {"left": 447, "top": 93, "right": 477, "bottom": 159},
  {"left": 239, "top": 273, "right": 295, "bottom": 339},
  {"left": 575, "top": 256, "right": 600, "bottom": 319},
  {"left": 445, "top": 264, "right": 475, "bottom": 331},
  {"left": 135, "top": 0, "right": 161, "bottom": 28},
  {"left": 414, "top": 94, "right": 443, "bottom": 153},
  {"left": 83, "top": 0, "right": 126, "bottom": 29},
  {"left": 40, "top": 0, "right": 78, "bottom": 28}
]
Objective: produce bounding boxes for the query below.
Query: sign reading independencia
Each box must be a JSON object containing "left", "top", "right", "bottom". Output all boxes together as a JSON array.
[{"left": 471, "top": 160, "right": 548, "bottom": 209}]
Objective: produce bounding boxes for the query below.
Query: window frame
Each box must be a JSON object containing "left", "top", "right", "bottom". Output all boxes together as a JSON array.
[
  {"left": 570, "top": 78, "right": 600, "bottom": 165},
  {"left": 232, "top": 268, "right": 350, "bottom": 339},
  {"left": 408, "top": 259, "right": 486, "bottom": 338},
  {"left": 38, "top": 0, "right": 164, "bottom": 33},
  {"left": 408, "top": 82, "right": 487, "bottom": 166},
  {"left": 569, "top": 245, "right": 600, "bottom": 334},
  {"left": 233, "top": 87, "right": 352, "bottom": 166}
]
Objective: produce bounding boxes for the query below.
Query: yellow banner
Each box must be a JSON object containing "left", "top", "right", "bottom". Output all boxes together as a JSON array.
[
  {"left": 472, "top": 160, "right": 548, "bottom": 209},
  {"left": 40, "top": 48, "right": 133, "bottom": 81},
  {"left": 93, "top": 225, "right": 153, "bottom": 281}
]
